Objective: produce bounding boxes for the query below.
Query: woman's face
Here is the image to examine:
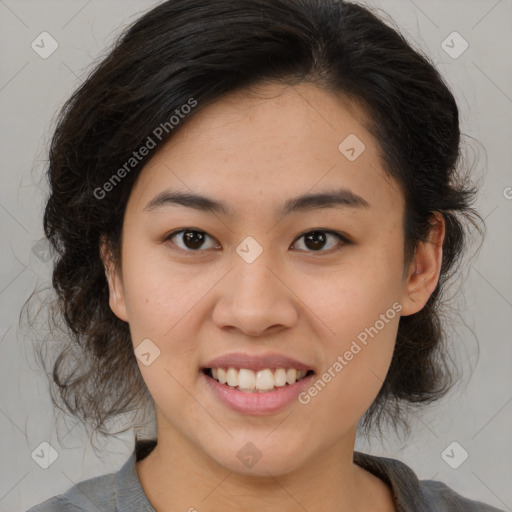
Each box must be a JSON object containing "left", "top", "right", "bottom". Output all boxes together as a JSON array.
[{"left": 104, "top": 82, "right": 441, "bottom": 475}]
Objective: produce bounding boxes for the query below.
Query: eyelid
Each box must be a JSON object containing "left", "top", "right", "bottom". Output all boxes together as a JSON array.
[{"left": 163, "top": 228, "right": 351, "bottom": 254}]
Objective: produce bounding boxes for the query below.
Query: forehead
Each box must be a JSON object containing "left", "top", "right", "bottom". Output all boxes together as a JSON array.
[{"left": 127, "top": 82, "right": 403, "bottom": 221}]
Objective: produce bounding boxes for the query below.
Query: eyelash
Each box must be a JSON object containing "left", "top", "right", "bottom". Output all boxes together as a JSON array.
[{"left": 163, "top": 228, "right": 351, "bottom": 255}]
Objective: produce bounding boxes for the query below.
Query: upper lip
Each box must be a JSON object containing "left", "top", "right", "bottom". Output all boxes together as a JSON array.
[{"left": 203, "top": 352, "right": 314, "bottom": 372}]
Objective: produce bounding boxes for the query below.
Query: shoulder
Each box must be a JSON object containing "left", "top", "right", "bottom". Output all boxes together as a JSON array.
[
  {"left": 25, "top": 471, "right": 118, "bottom": 512},
  {"left": 418, "top": 479, "right": 506, "bottom": 512},
  {"left": 26, "top": 441, "right": 157, "bottom": 512},
  {"left": 353, "top": 451, "right": 505, "bottom": 512}
]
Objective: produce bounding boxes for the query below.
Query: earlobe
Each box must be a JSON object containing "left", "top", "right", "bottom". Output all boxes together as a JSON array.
[
  {"left": 400, "top": 213, "right": 445, "bottom": 317},
  {"left": 99, "top": 236, "right": 129, "bottom": 322}
]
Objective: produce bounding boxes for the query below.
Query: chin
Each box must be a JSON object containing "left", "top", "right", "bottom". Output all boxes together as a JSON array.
[{"left": 205, "top": 438, "right": 310, "bottom": 477}]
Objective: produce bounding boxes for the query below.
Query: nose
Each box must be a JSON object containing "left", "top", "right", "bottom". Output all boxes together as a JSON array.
[{"left": 211, "top": 250, "right": 299, "bottom": 337}]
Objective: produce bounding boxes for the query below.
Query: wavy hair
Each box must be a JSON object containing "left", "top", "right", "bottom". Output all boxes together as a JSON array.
[{"left": 25, "top": 0, "right": 483, "bottom": 442}]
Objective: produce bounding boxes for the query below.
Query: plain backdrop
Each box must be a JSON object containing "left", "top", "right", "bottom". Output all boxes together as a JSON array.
[{"left": 1, "top": 1, "right": 511, "bottom": 511}]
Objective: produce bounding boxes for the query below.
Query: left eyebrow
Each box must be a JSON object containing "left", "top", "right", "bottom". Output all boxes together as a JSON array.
[{"left": 143, "top": 187, "right": 370, "bottom": 217}]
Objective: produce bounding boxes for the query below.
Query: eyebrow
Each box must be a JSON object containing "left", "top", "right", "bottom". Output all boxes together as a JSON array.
[{"left": 143, "top": 187, "right": 370, "bottom": 217}]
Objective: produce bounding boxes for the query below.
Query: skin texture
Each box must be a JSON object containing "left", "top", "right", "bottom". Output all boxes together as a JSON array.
[{"left": 102, "top": 82, "right": 445, "bottom": 512}]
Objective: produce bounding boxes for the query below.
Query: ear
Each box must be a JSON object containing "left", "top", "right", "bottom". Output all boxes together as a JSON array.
[
  {"left": 99, "top": 235, "right": 129, "bottom": 322},
  {"left": 400, "top": 212, "right": 445, "bottom": 317}
]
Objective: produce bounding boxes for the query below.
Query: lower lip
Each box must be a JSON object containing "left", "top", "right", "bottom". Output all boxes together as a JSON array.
[{"left": 202, "top": 371, "right": 315, "bottom": 415}]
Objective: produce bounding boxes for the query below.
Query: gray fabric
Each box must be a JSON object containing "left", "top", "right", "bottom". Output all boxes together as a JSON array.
[{"left": 26, "top": 440, "right": 505, "bottom": 511}]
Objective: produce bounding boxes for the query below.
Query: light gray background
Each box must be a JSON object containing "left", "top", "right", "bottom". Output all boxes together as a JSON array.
[{"left": 1, "top": 1, "right": 511, "bottom": 511}]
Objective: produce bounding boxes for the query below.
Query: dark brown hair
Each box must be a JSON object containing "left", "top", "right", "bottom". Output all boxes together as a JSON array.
[{"left": 26, "top": 0, "right": 483, "bottom": 442}]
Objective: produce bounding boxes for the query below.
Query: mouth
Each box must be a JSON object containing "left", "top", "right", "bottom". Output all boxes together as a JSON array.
[
  {"left": 202, "top": 367, "right": 315, "bottom": 393},
  {"left": 201, "top": 352, "right": 316, "bottom": 414}
]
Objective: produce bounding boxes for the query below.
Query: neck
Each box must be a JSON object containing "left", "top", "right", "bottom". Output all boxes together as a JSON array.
[{"left": 135, "top": 428, "right": 395, "bottom": 512}]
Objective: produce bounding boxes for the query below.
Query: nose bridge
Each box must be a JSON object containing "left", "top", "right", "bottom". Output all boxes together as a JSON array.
[
  {"left": 233, "top": 235, "right": 283, "bottom": 301},
  {"left": 213, "top": 236, "right": 298, "bottom": 335}
]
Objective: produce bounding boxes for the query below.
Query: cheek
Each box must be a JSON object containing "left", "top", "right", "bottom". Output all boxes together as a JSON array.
[
  {"left": 294, "top": 250, "right": 401, "bottom": 419},
  {"left": 122, "top": 256, "right": 203, "bottom": 413},
  {"left": 118, "top": 252, "right": 208, "bottom": 395},
  {"left": 299, "top": 250, "right": 402, "bottom": 341},
  {"left": 121, "top": 246, "right": 202, "bottom": 336},
  {"left": 299, "top": 309, "right": 399, "bottom": 431}
]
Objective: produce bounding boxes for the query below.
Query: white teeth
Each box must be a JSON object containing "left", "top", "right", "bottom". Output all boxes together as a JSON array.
[
  {"left": 255, "top": 369, "right": 274, "bottom": 391},
  {"left": 274, "top": 368, "right": 287, "bottom": 387},
  {"left": 217, "top": 367, "right": 227, "bottom": 384},
  {"left": 286, "top": 368, "right": 297, "bottom": 384},
  {"left": 226, "top": 367, "right": 238, "bottom": 387},
  {"left": 238, "top": 368, "right": 256, "bottom": 390},
  {"left": 208, "top": 367, "right": 310, "bottom": 392}
]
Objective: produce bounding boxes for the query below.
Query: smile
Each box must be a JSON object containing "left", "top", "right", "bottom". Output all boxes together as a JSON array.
[{"left": 204, "top": 367, "right": 314, "bottom": 393}]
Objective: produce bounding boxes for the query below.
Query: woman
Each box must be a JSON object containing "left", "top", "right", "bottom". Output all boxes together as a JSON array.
[{"left": 26, "top": 0, "right": 504, "bottom": 510}]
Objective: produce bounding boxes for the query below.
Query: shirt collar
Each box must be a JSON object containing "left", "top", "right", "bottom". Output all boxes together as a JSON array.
[
  {"left": 114, "top": 441, "right": 434, "bottom": 512},
  {"left": 354, "top": 450, "right": 433, "bottom": 512},
  {"left": 114, "top": 442, "right": 156, "bottom": 512}
]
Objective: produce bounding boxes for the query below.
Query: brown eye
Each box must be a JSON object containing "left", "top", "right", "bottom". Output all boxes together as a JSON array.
[
  {"left": 166, "top": 229, "right": 219, "bottom": 251},
  {"left": 291, "top": 230, "right": 348, "bottom": 253}
]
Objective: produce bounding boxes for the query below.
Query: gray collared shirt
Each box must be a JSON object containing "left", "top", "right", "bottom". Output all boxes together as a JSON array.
[{"left": 26, "top": 440, "right": 505, "bottom": 511}]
